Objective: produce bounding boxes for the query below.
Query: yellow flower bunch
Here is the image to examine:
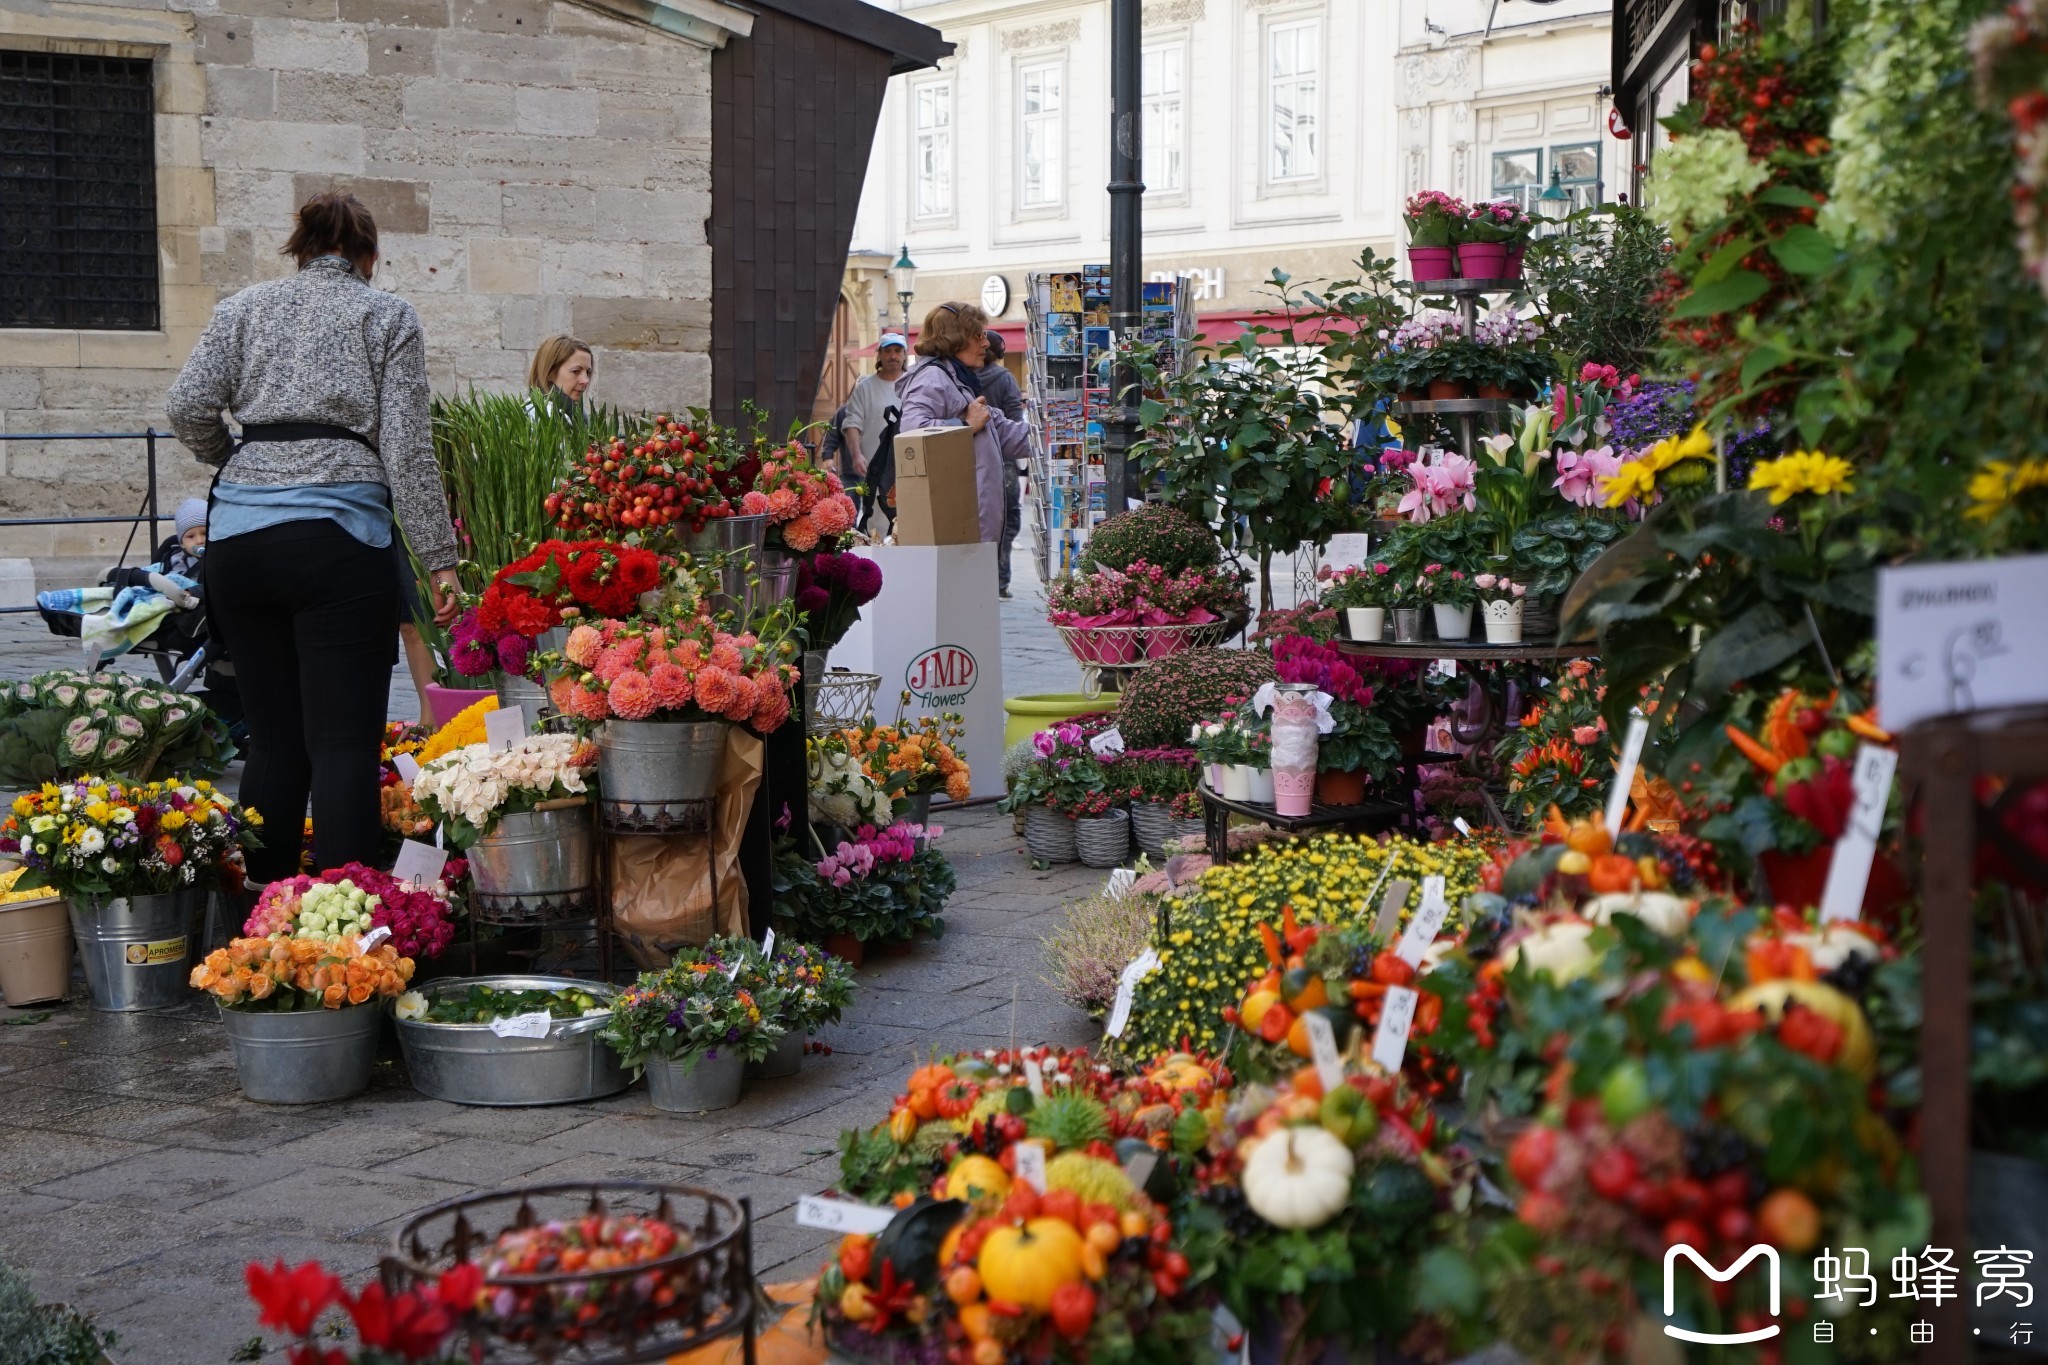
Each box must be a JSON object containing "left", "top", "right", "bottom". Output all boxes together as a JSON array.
[
  {"left": 1747, "top": 450, "right": 1855, "bottom": 505},
  {"left": 1965, "top": 457, "right": 2048, "bottom": 522},
  {"left": 417, "top": 696, "right": 501, "bottom": 764},
  {"left": 1115, "top": 831, "right": 1498, "bottom": 1062},
  {"left": 1602, "top": 423, "right": 1716, "bottom": 508}
]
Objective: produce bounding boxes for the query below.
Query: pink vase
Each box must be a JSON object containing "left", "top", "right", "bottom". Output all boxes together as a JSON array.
[
  {"left": 424, "top": 685, "right": 495, "bottom": 729},
  {"left": 1456, "top": 242, "right": 1510, "bottom": 279},
  {"left": 1407, "top": 246, "right": 1455, "bottom": 282},
  {"left": 1270, "top": 685, "right": 1320, "bottom": 818}
]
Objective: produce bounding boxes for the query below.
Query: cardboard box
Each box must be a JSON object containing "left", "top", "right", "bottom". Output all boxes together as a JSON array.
[{"left": 893, "top": 424, "right": 983, "bottom": 545}]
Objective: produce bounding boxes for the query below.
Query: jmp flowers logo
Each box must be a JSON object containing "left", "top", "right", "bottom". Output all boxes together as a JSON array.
[
  {"left": 1664, "top": 1244, "right": 1782, "bottom": 1344},
  {"left": 906, "top": 645, "right": 976, "bottom": 707}
]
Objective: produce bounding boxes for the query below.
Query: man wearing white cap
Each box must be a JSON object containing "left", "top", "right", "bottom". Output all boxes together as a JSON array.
[{"left": 843, "top": 332, "right": 907, "bottom": 532}]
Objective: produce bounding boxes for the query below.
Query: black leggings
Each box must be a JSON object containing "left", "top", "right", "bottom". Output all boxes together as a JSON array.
[{"left": 205, "top": 519, "right": 398, "bottom": 884}]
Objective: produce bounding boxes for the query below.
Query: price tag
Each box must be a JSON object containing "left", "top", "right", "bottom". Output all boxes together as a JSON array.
[
  {"left": 1212, "top": 1305, "right": 1250, "bottom": 1365},
  {"left": 1372, "top": 879, "right": 1413, "bottom": 942},
  {"left": 1818, "top": 744, "right": 1899, "bottom": 923},
  {"left": 1089, "top": 727, "right": 1125, "bottom": 757},
  {"left": 795, "top": 1194, "right": 897, "bottom": 1236},
  {"left": 726, "top": 956, "right": 744, "bottom": 980},
  {"left": 1452, "top": 817, "right": 1473, "bottom": 837},
  {"left": 1103, "top": 949, "right": 1159, "bottom": 1039},
  {"left": 1371, "top": 985, "right": 1419, "bottom": 1073},
  {"left": 357, "top": 925, "right": 392, "bottom": 952},
  {"left": 390, "top": 839, "right": 448, "bottom": 889},
  {"left": 394, "top": 753, "right": 421, "bottom": 782},
  {"left": 761, "top": 928, "right": 776, "bottom": 960},
  {"left": 488, "top": 1011, "right": 553, "bottom": 1039},
  {"left": 1436, "top": 658, "right": 1458, "bottom": 677},
  {"left": 1022, "top": 1057, "right": 1047, "bottom": 1098},
  {"left": 1105, "top": 867, "right": 1138, "bottom": 900},
  {"left": 1602, "top": 712, "right": 1651, "bottom": 835},
  {"left": 1122, "top": 1148, "right": 1158, "bottom": 1194},
  {"left": 484, "top": 706, "right": 526, "bottom": 754},
  {"left": 1303, "top": 1010, "right": 1343, "bottom": 1093},
  {"left": 1394, "top": 876, "right": 1448, "bottom": 966},
  {"left": 1014, "top": 1140, "right": 1049, "bottom": 1193}
]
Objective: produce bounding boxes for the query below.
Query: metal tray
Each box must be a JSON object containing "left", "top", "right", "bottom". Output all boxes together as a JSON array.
[{"left": 395, "top": 974, "right": 632, "bottom": 1107}]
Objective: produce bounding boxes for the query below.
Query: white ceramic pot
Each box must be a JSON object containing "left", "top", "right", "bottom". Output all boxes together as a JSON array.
[
  {"left": 1205, "top": 762, "right": 1227, "bottom": 792},
  {"left": 1433, "top": 603, "right": 1474, "bottom": 641},
  {"left": 1247, "top": 769, "right": 1276, "bottom": 804},
  {"left": 1345, "top": 607, "right": 1385, "bottom": 642},
  {"left": 1220, "top": 765, "right": 1253, "bottom": 801},
  {"left": 1483, "top": 598, "right": 1525, "bottom": 644}
]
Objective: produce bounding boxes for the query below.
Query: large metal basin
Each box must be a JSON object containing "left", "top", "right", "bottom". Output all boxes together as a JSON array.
[{"left": 395, "top": 974, "right": 630, "bottom": 1106}]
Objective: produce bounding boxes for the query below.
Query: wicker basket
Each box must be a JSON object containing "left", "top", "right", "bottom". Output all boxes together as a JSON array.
[
  {"left": 1024, "top": 805, "right": 1078, "bottom": 864},
  {"left": 1129, "top": 801, "right": 1175, "bottom": 860},
  {"left": 1075, "top": 809, "right": 1132, "bottom": 868}
]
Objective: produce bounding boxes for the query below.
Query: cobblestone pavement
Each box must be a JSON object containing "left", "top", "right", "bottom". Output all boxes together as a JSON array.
[{"left": 0, "top": 805, "right": 1103, "bottom": 1363}]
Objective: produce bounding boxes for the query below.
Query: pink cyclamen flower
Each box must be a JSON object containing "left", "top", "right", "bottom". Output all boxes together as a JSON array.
[{"left": 1553, "top": 445, "right": 1623, "bottom": 509}]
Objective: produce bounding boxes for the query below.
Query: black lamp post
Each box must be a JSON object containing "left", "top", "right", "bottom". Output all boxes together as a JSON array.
[
  {"left": 892, "top": 244, "right": 918, "bottom": 335},
  {"left": 1536, "top": 168, "right": 1572, "bottom": 235}
]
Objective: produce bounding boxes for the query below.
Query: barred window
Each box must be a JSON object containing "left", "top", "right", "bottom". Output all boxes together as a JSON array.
[{"left": 0, "top": 49, "right": 160, "bottom": 331}]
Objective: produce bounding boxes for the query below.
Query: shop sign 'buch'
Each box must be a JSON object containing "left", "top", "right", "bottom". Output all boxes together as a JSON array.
[{"left": 1876, "top": 553, "right": 2048, "bottom": 732}]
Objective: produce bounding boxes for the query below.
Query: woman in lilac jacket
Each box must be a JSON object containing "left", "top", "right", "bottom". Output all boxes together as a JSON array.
[{"left": 894, "top": 302, "right": 1032, "bottom": 542}]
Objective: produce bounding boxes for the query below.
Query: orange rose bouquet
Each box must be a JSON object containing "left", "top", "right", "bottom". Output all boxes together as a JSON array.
[
  {"left": 834, "top": 711, "right": 972, "bottom": 804},
  {"left": 191, "top": 935, "right": 414, "bottom": 1012}
]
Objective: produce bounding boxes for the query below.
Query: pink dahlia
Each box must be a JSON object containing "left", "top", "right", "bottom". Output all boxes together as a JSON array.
[
  {"left": 648, "top": 662, "right": 694, "bottom": 710},
  {"left": 707, "top": 639, "right": 744, "bottom": 673},
  {"left": 741, "top": 490, "right": 770, "bottom": 515},
  {"left": 766, "top": 487, "right": 800, "bottom": 520},
  {"left": 720, "top": 673, "right": 758, "bottom": 721},
  {"left": 694, "top": 665, "right": 740, "bottom": 715},
  {"left": 564, "top": 624, "right": 603, "bottom": 667},
  {"left": 810, "top": 494, "right": 854, "bottom": 536},
  {"left": 568, "top": 683, "right": 611, "bottom": 722},
  {"left": 782, "top": 519, "right": 820, "bottom": 552},
  {"left": 608, "top": 670, "right": 658, "bottom": 720}
]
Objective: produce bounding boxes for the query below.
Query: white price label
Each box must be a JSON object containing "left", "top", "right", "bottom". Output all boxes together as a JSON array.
[
  {"left": 1212, "top": 1305, "right": 1250, "bottom": 1365},
  {"left": 1452, "top": 817, "right": 1473, "bottom": 837},
  {"left": 394, "top": 753, "right": 421, "bottom": 781},
  {"left": 484, "top": 706, "right": 526, "bottom": 754},
  {"left": 761, "top": 928, "right": 776, "bottom": 960},
  {"left": 488, "top": 1011, "right": 553, "bottom": 1039},
  {"left": 1817, "top": 744, "right": 1899, "bottom": 923},
  {"left": 1022, "top": 1057, "right": 1047, "bottom": 1098},
  {"left": 357, "top": 925, "right": 392, "bottom": 952},
  {"left": 1014, "top": 1141, "right": 1049, "bottom": 1193},
  {"left": 1603, "top": 712, "right": 1651, "bottom": 835},
  {"left": 1089, "top": 727, "right": 1125, "bottom": 757},
  {"left": 1436, "top": 658, "right": 1458, "bottom": 677},
  {"left": 795, "top": 1194, "right": 897, "bottom": 1235},
  {"left": 1372, "top": 985, "right": 1419, "bottom": 1073},
  {"left": 1373, "top": 879, "right": 1413, "bottom": 942},
  {"left": 1394, "top": 876, "right": 1448, "bottom": 965},
  {"left": 1122, "top": 1149, "right": 1159, "bottom": 1193},
  {"left": 390, "top": 839, "right": 449, "bottom": 888},
  {"left": 1103, "top": 949, "right": 1159, "bottom": 1040},
  {"left": 1303, "top": 1010, "right": 1343, "bottom": 1093},
  {"left": 1105, "top": 867, "right": 1138, "bottom": 900},
  {"left": 726, "top": 956, "right": 744, "bottom": 980}
]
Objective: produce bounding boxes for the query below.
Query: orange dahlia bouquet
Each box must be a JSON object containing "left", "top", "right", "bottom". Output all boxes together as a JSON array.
[
  {"left": 191, "top": 935, "right": 414, "bottom": 1011},
  {"left": 832, "top": 707, "right": 971, "bottom": 803},
  {"left": 740, "top": 443, "right": 860, "bottom": 554}
]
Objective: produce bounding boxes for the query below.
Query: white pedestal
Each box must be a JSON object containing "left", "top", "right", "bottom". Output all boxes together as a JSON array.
[{"left": 835, "top": 543, "right": 1008, "bottom": 801}]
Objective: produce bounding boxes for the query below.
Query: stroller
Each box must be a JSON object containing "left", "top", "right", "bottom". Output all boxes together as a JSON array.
[{"left": 36, "top": 527, "right": 246, "bottom": 739}]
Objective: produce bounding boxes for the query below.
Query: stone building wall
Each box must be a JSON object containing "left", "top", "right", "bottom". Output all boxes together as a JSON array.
[{"left": 0, "top": 0, "right": 734, "bottom": 569}]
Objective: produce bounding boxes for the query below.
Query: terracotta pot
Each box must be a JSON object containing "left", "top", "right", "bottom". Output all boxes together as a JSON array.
[
  {"left": 1315, "top": 768, "right": 1368, "bottom": 806},
  {"left": 821, "top": 932, "right": 865, "bottom": 968},
  {"left": 1426, "top": 378, "right": 1468, "bottom": 401},
  {"left": 1398, "top": 389, "right": 1426, "bottom": 403},
  {"left": 1476, "top": 382, "right": 1514, "bottom": 400}
]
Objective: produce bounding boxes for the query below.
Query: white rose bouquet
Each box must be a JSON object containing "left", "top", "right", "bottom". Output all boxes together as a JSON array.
[{"left": 411, "top": 733, "right": 599, "bottom": 849}]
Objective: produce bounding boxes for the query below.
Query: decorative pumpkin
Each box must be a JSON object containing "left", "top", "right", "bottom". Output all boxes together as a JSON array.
[
  {"left": 1145, "top": 1053, "right": 1217, "bottom": 1102},
  {"left": 1240, "top": 1126, "right": 1355, "bottom": 1230},
  {"left": 975, "top": 1217, "right": 1087, "bottom": 1312},
  {"left": 944, "top": 1154, "right": 1012, "bottom": 1203},
  {"left": 1729, "top": 977, "right": 1876, "bottom": 1078},
  {"left": 1582, "top": 891, "right": 1695, "bottom": 938},
  {"left": 888, "top": 1107, "right": 919, "bottom": 1144},
  {"left": 1785, "top": 923, "right": 1881, "bottom": 974},
  {"left": 1502, "top": 918, "right": 1599, "bottom": 983}
]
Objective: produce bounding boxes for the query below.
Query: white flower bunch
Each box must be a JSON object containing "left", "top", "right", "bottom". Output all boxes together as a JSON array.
[
  {"left": 296, "top": 880, "right": 378, "bottom": 939},
  {"left": 411, "top": 733, "right": 596, "bottom": 840},
  {"left": 808, "top": 747, "right": 890, "bottom": 829}
]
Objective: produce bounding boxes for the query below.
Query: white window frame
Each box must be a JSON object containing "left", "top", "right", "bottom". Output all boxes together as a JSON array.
[
  {"left": 1264, "top": 16, "right": 1321, "bottom": 187},
  {"left": 1141, "top": 39, "right": 1188, "bottom": 200},
  {"left": 1017, "top": 57, "right": 1067, "bottom": 214},
  {"left": 911, "top": 79, "right": 953, "bottom": 221}
]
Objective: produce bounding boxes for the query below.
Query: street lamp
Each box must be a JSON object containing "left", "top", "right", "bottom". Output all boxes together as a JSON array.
[
  {"left": 1535, "top": 168, "right": 1572, "bottom": 236},
  {"left": 892, "top": 243, "right": 918, "bottom": 334}
]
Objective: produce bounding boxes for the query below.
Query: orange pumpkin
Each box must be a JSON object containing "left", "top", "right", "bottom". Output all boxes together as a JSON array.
[
  {"left": 976, "top": 1217, "right": 1087, "bottom": 1312},
  {"left": 1585, "top": 854, "right": 1639, "bottom": 895}
]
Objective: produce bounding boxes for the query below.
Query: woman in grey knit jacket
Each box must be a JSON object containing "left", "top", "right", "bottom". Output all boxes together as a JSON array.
[{"left": 166, "top": 192, "right": 460, "bottom": 884}]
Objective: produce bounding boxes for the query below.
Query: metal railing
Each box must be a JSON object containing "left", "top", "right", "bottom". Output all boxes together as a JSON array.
[{"left": 0, "top": 429, "right": 167, "bottom": 615}]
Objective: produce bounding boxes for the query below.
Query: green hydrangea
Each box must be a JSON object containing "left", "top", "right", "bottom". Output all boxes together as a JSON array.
[
  {"left": 1648, "top": 129, "right": 1769, "bottom": 243},
  {"left": 1821, "top": 0, "right": 1968, "bottom": 245}
]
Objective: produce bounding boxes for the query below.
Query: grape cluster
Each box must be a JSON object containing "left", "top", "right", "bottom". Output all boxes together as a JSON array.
[
  {"left": 1822, "top": 952, "right": 1876, "bottom": 1000},
  {"left": 1198, "top": 1184, "right": 1267, "bottom": 1239},
  {"left": 1683, "top": 1123, "right": 1756, "bottom": 1180}
]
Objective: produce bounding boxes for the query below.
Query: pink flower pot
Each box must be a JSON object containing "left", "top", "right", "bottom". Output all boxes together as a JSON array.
[
  {"left": 1407, "top": 246, "right": 1456, "bottom": 282},
  {"left": 424, "top": 685, "right": 495, "bottom": 729},
  {"left": 1505, "top": 244, "right": 1527, "bottom": 279},
  {"left": 1456, "top": 242, "right": 1510, "bottom": 279}
]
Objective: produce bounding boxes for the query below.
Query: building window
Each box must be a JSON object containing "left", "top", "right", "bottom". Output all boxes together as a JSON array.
[
  {"left": 1491, "top": 143, "right": 1605, "bottom": 210},
  {"left": 1551, "top": 142, "right": 1601, "bottom": 208},
  {"left": 1267, "top": 18, "right": 1320, "bottom": 183},
  {"left": 0, "top": 49, "right": 159, "bottom": 331},
  {"left": 913, "top": 81, "right": 952, "bottom": 219},
  {"left": 1019, "top": 59, "right": 1064, "bottom": 209},
  {"left": 1142, "top": 41, "right": 1186, "bottom": 195},
  {"left": 1490, "top": 148, "right": 1543, "bottom": 205}
]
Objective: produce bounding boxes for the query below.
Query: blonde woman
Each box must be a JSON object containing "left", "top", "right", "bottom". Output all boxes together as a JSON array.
[
  {"left": 895, "top": 302, "right": 1031, "bottom": 544},
  {"left": 527, "top": 335, "right": 594, "bottom": 414}
]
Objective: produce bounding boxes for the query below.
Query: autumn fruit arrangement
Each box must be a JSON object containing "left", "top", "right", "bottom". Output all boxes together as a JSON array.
[
  {"left": 469, "top": 1212, "right": 700, "bottom": 1348},
  {"left": 818, "top": 1048, "right": 1228, "bottom": 1363}
]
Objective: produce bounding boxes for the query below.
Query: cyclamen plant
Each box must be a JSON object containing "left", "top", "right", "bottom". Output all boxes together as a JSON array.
[
  {"left": 997, "top": 723, "right": 1110, "bottom": 815},
  {"left": 1044, "top": 559, "right": 1248, "bottom": 626}
]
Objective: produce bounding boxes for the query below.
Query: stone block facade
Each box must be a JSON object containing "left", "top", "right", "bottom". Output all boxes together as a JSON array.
[{"left": 0, "top": 0, "right": 743, "bottom": 564}]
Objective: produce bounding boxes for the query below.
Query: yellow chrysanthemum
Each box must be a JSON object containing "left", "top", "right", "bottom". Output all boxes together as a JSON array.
[
  {"left": 1747, "top": 450, "right": 1855, "bottom": 505},
  {"left": 1965, "top": 458, "right": 2048, "bottom": 522},
  {"left": 1643, "top": 423, "right": 1715, "bottom": 473},
  {"left": 1601, "top": 458, "right": 1661, "bottom": 509}
]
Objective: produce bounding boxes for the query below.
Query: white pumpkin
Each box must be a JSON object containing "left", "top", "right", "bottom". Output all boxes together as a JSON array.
[
  {"left": 1502, "top": 918, "right": 1600, "bottom": 983},
  {"left": 1241, "top": 1125, "right": 1356, "bottom": 1230},
  {"left": 1785, "top": 923, "right": 1881, "bottom": 973},
  {"left": 1582, "top": 892, "right": 1695, "bottom": 938}
]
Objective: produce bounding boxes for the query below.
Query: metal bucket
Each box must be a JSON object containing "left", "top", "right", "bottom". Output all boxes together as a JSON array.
[
  {"left": 598, "top": 718, "right": 729, "bottom": 823},
  {"left": 219, "top": 1001, "right": 387, "bottom": 1104},
  {"left": 396, "top": 975, "right": 629, "bottom": 1106},
  {"left": 0, "top": 896, "right": 72, "bottom": 1005},
  {"left": 645, "top": 1047, "right": 745, "bottom": 1113},
  {"left": 69, "top": 892, "right": 190, "bottom": 1012},
  {"left": 469, "top": 805, "right": 595, "bottom": 917},
  {"left": 683, "top": 514, "right": 768, "bottom": 617},
  {"left": 751, "top": 548, "right": 800, "bottom": 616},
  {"left": 494, "top": 673, "right": 551, "bottom": 736},
  {"left": 744, "top": 1029, "right": 804, "bottom": 1081}
]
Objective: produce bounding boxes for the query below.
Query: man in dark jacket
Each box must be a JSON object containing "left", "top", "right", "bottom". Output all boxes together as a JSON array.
[{"left": 974, "top": 332, "right": 1028, "bottom": 597}]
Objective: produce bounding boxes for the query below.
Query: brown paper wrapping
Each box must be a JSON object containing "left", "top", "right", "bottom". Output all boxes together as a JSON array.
[{"left": 608, "top": 729, "right": 762, "bottom": 968}]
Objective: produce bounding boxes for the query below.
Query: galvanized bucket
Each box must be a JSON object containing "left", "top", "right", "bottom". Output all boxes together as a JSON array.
[
  {"left": 744, "top": 1029, "right": 804, "bottom": 1080},
  {"left": 469, "top": 804, "right": 595, "bottom": 917},
  {"left": 645, "top": 1047, "right": 745, "bottom": 1113},
  {"left": 494, "top": 673, "right": 550, "bottom": 736},
  {"left": 69, "top": 892, "right": 190, "bottom": 1012},
  {"left": 683, "top": 514, "right": 768, "bottom": 617},
  {"left": 396, "top": 975, "right": 628, "bottom": 1106},
  {"left": 599, "top": 718, "right": 729, "bottom": 823},
  {"left": 219, "top": 1001, "right": 387, "bottom": 1104},
  {"left": 751, "top": 548, "right": 800, "bottom": 615}
]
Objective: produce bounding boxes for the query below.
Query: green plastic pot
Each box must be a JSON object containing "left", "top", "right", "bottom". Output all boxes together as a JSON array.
[{"left": 1003, "top": 693, "right": 1104, "bottom": 750}]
